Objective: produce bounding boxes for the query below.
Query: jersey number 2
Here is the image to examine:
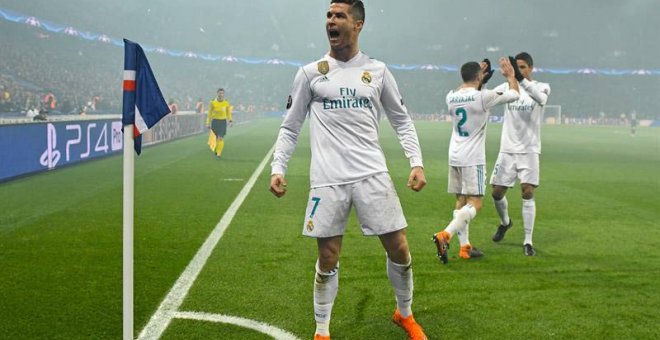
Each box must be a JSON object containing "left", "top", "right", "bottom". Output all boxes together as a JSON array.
[{"left": 455, "top": 107, "right": 469, "bottom": 137}]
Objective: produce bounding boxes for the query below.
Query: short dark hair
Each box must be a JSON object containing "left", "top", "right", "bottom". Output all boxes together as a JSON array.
[
  {"left": 331, "top": 0, "right": 365, "bottom": 22},
  {"left": 515, "top": 52, "right": 533, "bottom": 68},
  {"left": 460, "top": 62, "right": 481, "bottom": 82},
  {"left": 217, "top": 88, "right": 224, "bottom": 93}
]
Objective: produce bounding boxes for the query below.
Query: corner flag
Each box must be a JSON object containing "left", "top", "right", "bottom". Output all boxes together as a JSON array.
[
  {"left": 122, "top": 38, "right": 170, "bottom": 340},
  {"left": 122, "top": 38, "right": 170, "bottom": 155}
]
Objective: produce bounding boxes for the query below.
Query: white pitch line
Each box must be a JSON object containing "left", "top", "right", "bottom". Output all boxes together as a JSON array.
[
  {"left": 173, "top": 311, "right": 301, "bottom": 340},
  {"left": 138, "top": 144, "right": 278, "bottom": 340}
]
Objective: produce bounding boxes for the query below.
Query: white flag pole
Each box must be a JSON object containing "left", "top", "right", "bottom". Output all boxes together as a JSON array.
[{"left": 123, "top": 124, "right": 135, "bottom": 340}]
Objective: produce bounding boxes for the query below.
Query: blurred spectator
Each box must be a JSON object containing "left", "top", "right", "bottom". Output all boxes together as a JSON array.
[
  {"left": 195, "top": 98, "right": 205, "bottom": 114},
  {"left": 26, "top": 107, "right": 38, "bottom": 119},
  {"left": 43, "top": 92, "right": 57, "bottom": 111},
  {"left": 168, "top": 99, "right": 178, "bottom": 114},
  {"left": 33, "top": 108, "right": 48, "bottom": 121}
]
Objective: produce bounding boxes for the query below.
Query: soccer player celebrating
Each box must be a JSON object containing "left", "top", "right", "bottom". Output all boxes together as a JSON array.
[
  {"left": 269, "top": 1, "right": 427, "bottom": 339},
  {"left": 433, "top": 58, "right": 520, "bottom": 264},
  {"left": 206, "top": 88, "right": 232, "bottom": 158},
  {"left": 490, "top": 52, "right": 552, "bottom": 256}
]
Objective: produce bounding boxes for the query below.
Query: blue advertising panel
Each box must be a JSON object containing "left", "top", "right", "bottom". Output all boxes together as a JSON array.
[{"left": 0, "top": 119, "right": 123, "bottom": 182}]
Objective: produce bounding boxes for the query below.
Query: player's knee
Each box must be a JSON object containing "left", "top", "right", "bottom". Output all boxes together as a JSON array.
[
  {"left": 469, "top": 199, "right": 483, "bottom": 212},
  {"left": 378, "top": 230, "right": 409, "bottom": 264},
  {"left": 317, "top": 251, "right": 339, "bottom": 272},
  {"left": 491, "top": 187, "right": 505, "bottom": 201},
  {"left": 521, "top": 185, "right": 535, "bottom": 200},
  {"left": 386, "top": 242, "right": 410, "bottom": 264}
]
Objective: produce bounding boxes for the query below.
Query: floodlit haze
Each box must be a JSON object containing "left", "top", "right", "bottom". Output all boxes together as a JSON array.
[{"left": 1, "top": 0, "right": 659, "bottom": 117}]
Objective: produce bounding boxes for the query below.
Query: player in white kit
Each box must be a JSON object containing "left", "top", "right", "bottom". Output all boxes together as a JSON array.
[
  {"left": 433, "top": 58, "right": 519, "bottom": 264},
  {"left": 489, "top": 53, "right": 551, "bottom": 256},
  {"left": 269, "top": 1, "right": 427, "bottom": 339}
]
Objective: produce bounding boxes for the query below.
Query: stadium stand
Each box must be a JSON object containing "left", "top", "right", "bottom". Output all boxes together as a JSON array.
[{"left": 1, "top": 16, "right": 658, "bottom": 124}]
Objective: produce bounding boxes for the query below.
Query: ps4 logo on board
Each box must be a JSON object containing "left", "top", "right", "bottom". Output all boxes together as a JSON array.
[{"left": 40, "top": 123, "right": 61, "bottom": 169}]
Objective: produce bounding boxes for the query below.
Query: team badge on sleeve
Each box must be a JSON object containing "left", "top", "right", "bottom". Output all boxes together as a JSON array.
[
  {"left": 361, "top": 71, "right": 372, "bottom": 84},
  {"left": 306, "top": 220, "right": 315, "bottom": 232},
  {"left": 286, "top": 95, "right": 292, "bottom": 109},
  {"left": 317, "top": 60, "right": 329, "bottom": 75}
]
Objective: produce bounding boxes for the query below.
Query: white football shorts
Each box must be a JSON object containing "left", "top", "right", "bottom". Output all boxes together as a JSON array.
[
  {"left": 301, "top": 172, "right": 407, "bottom": 238},
  {"left": 490, "top": 152, "right": 540, "bottom": 187},
  {"left": 447, "top": 164, "right": 487, "bottom": 196}
]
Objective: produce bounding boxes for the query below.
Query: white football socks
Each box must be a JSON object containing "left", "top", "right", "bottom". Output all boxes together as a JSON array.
[
  {"left": 445, "top": 204, "right": 477, "bottom": 238},
  {"left": 522, "top": 198, "right": 536, "bottom": 245},
  {"left": 494, "top": 196, "right": 510, "bottom": 226},
  {"left": 455, "top": 209, "right": 470, "bottom": 246},
  {"left": 387, "top": 255, "right": 413, "bottom": 318},
  {"left": 314, "top": 260, "right": 339, "bottom": 336}
]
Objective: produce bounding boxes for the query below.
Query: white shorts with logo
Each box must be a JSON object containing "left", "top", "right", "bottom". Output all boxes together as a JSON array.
[
  {"left": 490, "top": 152, "right": 540, "bottom": 187},
  {"left": 302, "top": 172, "right": 407, "bottom": 238},
  {"left": 447, "top": 164, "right": 486, "bottom": 196}
]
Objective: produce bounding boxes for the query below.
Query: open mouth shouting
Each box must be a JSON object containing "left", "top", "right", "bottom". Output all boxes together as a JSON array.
[{"left": 327, "top": 27, "right": 340, "bottom": 44}]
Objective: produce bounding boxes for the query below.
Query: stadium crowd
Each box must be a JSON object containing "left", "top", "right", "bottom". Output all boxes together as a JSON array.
[
  {"left": 0, "top": 21, "right": 289, "bottom": 118},
  {"left": 1, "top": 19, "right": 658, "bottom": 123},
  {"left": 0, "top": 21, "right": 120, "bottom": 115}
]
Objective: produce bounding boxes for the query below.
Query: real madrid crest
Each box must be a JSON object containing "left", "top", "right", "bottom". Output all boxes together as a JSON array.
[
  {"left": 317, "top": 60, "right": 330, "bottom": 75},
  {"left": 306, "top": 220, "right": 315, "bottom": 232},
  {"left": 361, "top": 71, "right": 372, "bottom": 84}
]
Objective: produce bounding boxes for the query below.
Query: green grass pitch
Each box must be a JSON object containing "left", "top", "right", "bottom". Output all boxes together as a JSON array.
[{"left": 0, "top": 119, "right": 658, "bottom": 339}]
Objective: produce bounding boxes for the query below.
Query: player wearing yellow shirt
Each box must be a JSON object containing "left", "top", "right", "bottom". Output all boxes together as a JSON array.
[{"left": 206, "top": 88, "right": 233, "bottom": 158}]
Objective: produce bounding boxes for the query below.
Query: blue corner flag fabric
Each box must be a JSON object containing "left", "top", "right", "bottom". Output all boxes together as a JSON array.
[{"left": 122, "top": 39, "right": 170, "bottom": 155}]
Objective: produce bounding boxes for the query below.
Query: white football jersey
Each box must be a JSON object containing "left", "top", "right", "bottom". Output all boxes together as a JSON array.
[
  {"left": 271, "top": 52, "right": 423, "bottom": 188},
  {"left": 447, "top": 87, "right": 519, "bottom": 167},
  {"left": 494, "top": 79, "right": 551, "bottom": 154}
]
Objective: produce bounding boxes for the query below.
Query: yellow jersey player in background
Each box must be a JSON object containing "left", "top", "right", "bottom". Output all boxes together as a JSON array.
[{"left": 206, "top": 88, "right": 233, "bottom": 158}]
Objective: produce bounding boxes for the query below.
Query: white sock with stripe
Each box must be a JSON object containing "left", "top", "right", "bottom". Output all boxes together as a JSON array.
[
  {"left": 387, "top": 255, "right": 413, "bottom": 318},
  {"left": 314, "top": 260, "right": 338, "bottom": 336}
]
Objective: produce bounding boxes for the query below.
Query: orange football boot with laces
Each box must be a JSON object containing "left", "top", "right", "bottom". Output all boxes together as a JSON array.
[
  {"left": 432, "top": 230, "right": 451, "bottom": 264},
  {"left": 459, "top": 243, "right": 484, "bottom": 259},
  {"left": 392, "top": 309, "right": 428, "bottom": 340}
]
